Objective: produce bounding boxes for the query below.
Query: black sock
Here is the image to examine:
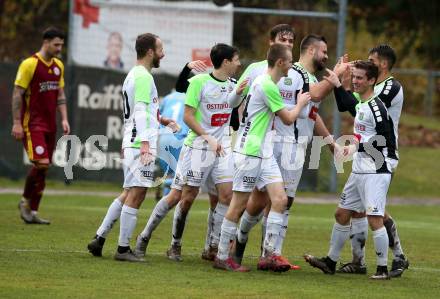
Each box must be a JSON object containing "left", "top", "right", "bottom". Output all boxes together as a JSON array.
[
  {"left": 94, "top": 235, "right": 106, "bottom": 246},
  {"left": 117, "top": 246, "right": 130, "bottom": 254}
]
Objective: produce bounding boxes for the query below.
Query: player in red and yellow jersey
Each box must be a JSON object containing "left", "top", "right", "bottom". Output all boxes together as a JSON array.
[{"left": 11, "top": 27, "right": 70, "bottom": 224}]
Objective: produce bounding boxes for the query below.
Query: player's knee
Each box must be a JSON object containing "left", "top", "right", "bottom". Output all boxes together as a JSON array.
[
  {"left": 334, "top": 208, "right": 351, "bottom": 225},
  {"left": 367, "top": 215, "right": 384, "bottom": 231},
  {"left": 218, "top": 189, "right": 232, "bottom": 205},
  {"left": 271, "top": 193, "right": 287, "bottom": 213}
]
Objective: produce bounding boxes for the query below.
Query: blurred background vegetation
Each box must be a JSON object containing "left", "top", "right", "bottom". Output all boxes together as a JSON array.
[{"left": 0, "top": 0, "right": 438, "bottom": 195}]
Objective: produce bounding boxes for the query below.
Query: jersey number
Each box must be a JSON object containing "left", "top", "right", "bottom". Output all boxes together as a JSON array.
[{"left": 123, "top": 91, "right": 130, "bottom": 120}]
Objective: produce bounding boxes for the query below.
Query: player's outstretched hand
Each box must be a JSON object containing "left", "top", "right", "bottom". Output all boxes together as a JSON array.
[
  {"left": 333, "top": 57, "right": 350, "bottom": 77},
  {"left": 335, "top": 144, "right": 357, "bottom": 163},
  {"left": 167, "top": 120, "right": 181, "bottom": 133},
  {"left": 11, "top": 123, "right": 24, "bottom": 140},
  {"left": 236, "top": 78, "right": 249, "bottom": 96},
  {"left": 140, "top": 141, "right": 154, "bottom": 165},
  {"left": 323, "top": 68, "right": 341, "bottom": 87},
  {"left": 297, "top": 89, "right": 311, "bottom": 107},
  {"left": 62, "top": 119, "right": 70, "bottom": 135},
  {"left": 188, "top": 60, "right": 208, "bottom": 73}
]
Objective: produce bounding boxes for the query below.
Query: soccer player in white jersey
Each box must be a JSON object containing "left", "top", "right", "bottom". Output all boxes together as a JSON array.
[
  {"left": 86, "top": 61, "right": 200, "bottom": 258},
  {"left": 331, "top": 45, "right": 409, "bottom": 277},
  {"left": 133, "top": 59, "right": 241, "bottom": 260},
  {"left": 231, "top": 33, "right": 347, "bottom": 270},
  {"left": 305, "top": 60, "right": 397, "bottom": 280},
  {"left": 164, "top": 43, "right": 248, "bottom": 262},
  {"left": 213, "top": 44, "right": 311, "bottom": 272},
  {"left": 111, "top": 33, "right": 177, "bottom": 262}
]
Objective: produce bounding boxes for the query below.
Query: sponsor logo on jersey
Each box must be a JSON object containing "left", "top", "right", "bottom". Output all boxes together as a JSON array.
[
  {"left": 186, "top": 170, "right": 204, "bottom": 179},
  {"left": 211, "top": 113, "right": 231, "bottom": 127},
  {"left": 280, "top": 90, "right": 294, "bottom": 100},
  {"left": 284, "top": 78, "right": 292, "bottom": 85},
  {"left": 39, "top": 81, "right": 59, "bottom": 92},
  {"left": 355, "top": 123, "right": 366, "bottom": 132},
  {"left": 140, "top": 170, "right": 154, "bottom": 178},
  {"left": 206, "top": 103, "right": 230, "bottom": 110},
  {"left": 242, "top": 176, "right": 256, "bottom": 183}
]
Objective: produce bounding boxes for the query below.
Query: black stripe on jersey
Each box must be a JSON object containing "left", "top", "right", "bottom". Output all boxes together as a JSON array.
[
  {"left": 358, "top": 98, "right": 397, "bottom": 173},
  {"left": 230, "top": 107, "right": 240, "bottom": 131},
  {"left": 131, "top": 120, "right": 137, "bottom": 143},
  {"left": 376, "top": 78, "right": 401, "bottom": 108},
  {"left": 228, "top": 77, "right": 237, "bottom": 84},
  {"left": 290, "top": 65, "right": 310, "bottom": 141},
  {"left": 291, "top": 64, "right": 310, "bottom": 92}
]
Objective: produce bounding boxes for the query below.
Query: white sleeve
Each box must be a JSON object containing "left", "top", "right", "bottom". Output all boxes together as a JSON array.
[
  {"left": 134, "top": 101, "right": 156, "bottom": 143},
  {"left": 227, "top": 90, "right": 242, "bottom": 108},
  {"left": 298, "top": 103, "right": 311, "bottom": 119}
]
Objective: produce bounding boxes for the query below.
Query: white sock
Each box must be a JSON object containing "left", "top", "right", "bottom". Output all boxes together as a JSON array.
[
  {"left": 274, "top": 209, "right": 289, "bottom": 255},
  {"left": 350, "top": 217, "right": 368, "bottom": 265},
  {"left": 118, "top": 205, "right": 138, "bottom": 247},
  {"left": 140, "top": 196, "right": 170, "bottom": 240},
  {"left": 96, "top": 197, "right": 123, "bottom": 238},
  {"left": 373, "top": 226, "right": 389, "bottom": 267},
  {"left": 260, "top": 215, "right": 268, "bottom": 256},
  {"left": 204, "top": 208, "right": 215, "bottom": 250},
  {"left": 327, "top": 222, "right": 350, "bottom": 262},
  {"left": 263, "top": 211, "right": 284, "bottom": 256},
  {"left": 217, "top": 218, "right": 237, "bottom": 260},
  {"left": 171, "top": 202, "right": 188, "bottom": 246},
  {"left": 237, "top": 210, "right": 262, "bottom": 244},
  {"left": 210, "top": 202, "right": 228, "bottom": 247}
]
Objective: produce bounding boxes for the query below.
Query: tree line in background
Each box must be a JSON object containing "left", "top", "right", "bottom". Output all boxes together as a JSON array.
[{"left": 0, "top": 0, "right": 438, "bottom": 114}]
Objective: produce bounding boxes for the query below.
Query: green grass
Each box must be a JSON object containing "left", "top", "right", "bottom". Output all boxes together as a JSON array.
[
  {"left": 1, "top": 194, "right": 439, "bottom": 298},
  {"left": 400, "top": 113, "right": 440, "bottom": 131},
  {"left": 0, "top": 177, "right": 122, "bottom": 193}
]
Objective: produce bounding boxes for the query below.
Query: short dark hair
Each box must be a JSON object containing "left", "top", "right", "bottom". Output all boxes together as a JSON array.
[
  {"left": 267, "top": 44, "right": 290, "bottom": 67},
  {"left": 43, "top": 27, "right": 65, "bottom": 41},
  {"left": 300, "top": 34, "right": 327, "bottom": 54},
  {"left": 354, "top": 60, "right": 379, "bottom": 84},
  {"left": 369, "top": 44, "right": 396, "bottom": 70},
  {"left": 210, "top": 43, "right": 239, "bottom": 69},
  {"left": 269, "top": 24, "right": 295, "bottom": 41},
  {"left": 135, "top": 33, "right": 158, "bottom": 59}
]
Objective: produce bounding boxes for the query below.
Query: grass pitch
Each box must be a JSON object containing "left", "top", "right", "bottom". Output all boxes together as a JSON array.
[{"left": 0, "top": 194, "right": 439, "bottom": 298}]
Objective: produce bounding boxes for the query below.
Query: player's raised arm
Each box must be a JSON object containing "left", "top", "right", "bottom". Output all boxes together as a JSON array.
[
  {"left": 323, "top": 68, "right": 358, "bottom": 116},
  {"left": 175, "top": 60, "right": 208, "bottom": 93}
]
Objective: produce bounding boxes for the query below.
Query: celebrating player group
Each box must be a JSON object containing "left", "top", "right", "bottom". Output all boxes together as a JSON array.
[{"left": 12, "top": 24, "right": 409, "bottom": 281}]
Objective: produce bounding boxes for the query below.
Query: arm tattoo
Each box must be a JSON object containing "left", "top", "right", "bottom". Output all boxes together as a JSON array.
[
  {"left": 57, "top": 98, "right": 67, "bottom": 105},
  {"left": 12, "top": 88, "right": 24, "bottom": 121}
]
